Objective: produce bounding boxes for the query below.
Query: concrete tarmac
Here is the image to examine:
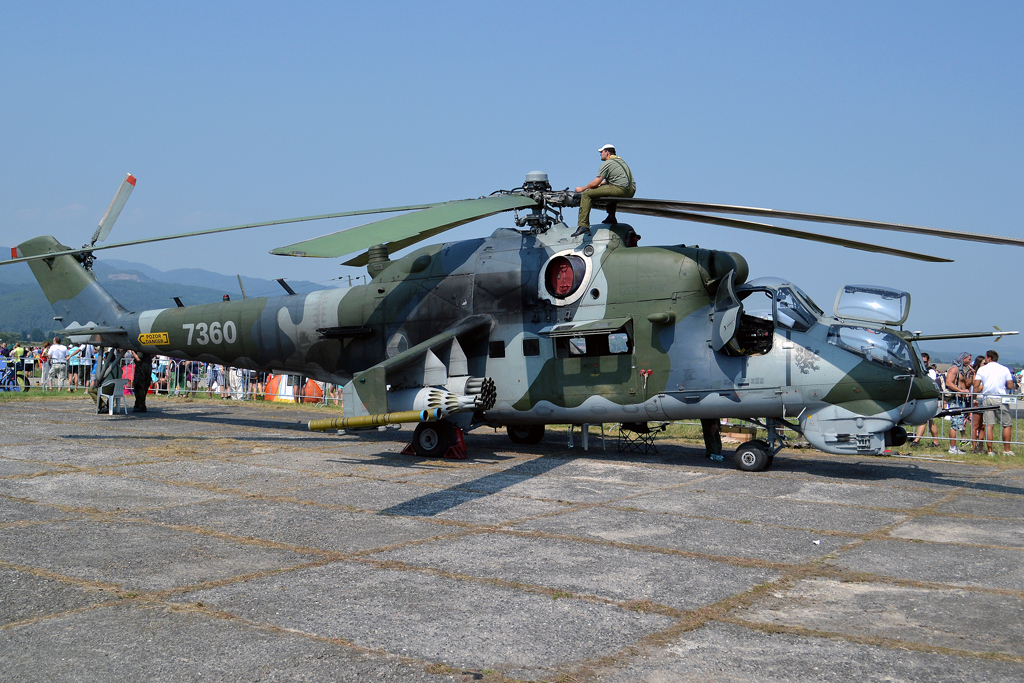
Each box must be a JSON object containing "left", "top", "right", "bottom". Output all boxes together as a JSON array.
[{"left": 2, "top": 397, "right": 1024, "bottom": 682}]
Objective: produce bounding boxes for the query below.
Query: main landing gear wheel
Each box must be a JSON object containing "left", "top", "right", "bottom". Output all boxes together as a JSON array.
[
  {"left": 412, "top": 421, "right": 455, "bottom": 458},
  {"left": 507, "top": 424, "right": 545, "bottom": 445},
  {"left": 734, "top": 439, "right": 772, "bottom": 472}
]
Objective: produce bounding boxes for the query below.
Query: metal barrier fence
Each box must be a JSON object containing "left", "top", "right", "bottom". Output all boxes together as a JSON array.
[{"left": 23, "top": 356, "right": 343, "bottom": 406}]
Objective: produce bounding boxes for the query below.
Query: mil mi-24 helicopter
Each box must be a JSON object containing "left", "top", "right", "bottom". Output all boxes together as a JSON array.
[{"left": 5, "top": 171, "right": 1022, "bottom": 471}]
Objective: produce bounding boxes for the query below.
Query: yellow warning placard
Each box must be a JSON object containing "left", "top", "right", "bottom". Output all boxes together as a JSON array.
[{"left": 138, "top": 332, "right": 170, "bottom": 345}]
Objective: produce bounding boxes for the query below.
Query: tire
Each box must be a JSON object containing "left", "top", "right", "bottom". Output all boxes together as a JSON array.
[
  {"left": 734, "top": 440, "right": 771, "bottom": 472},
  {"left": 507, "top": 424, "right": 545, "bottom": 445},
  {"left": 412, "top": 421, "right": 455, "bottom": 458},
  {"left": 16, "top": 374, "right": 30, "bottom": 392}
]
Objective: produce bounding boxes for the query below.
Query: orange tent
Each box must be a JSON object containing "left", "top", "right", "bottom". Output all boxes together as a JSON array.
[{"left": 263, "top": 374, "right": 323, "bottom": 403}]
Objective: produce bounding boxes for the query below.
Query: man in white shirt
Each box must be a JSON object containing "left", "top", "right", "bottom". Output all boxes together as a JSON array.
[
  {"left": 973, "top": 350, "right": 1016, "bottom": 456},
  {"left": 47, "top": 337, "right": 70, "bottom": 391}
]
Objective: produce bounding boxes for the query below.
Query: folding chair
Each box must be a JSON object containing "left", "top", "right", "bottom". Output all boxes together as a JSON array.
[{"left": 617, "top": 422, "right": 669, "bottom": 454}]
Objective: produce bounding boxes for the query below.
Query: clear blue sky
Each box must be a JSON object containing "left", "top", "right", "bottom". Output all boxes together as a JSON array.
[{"left": 2, "top": 2, "right": 1021, "bottom": 337}]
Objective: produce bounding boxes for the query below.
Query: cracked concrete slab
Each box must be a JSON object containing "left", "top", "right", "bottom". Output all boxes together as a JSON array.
[
  {"left": 685, "top": 473, "right": 948, "bottom": 509},
  {"left": 625, "top": 488, "right": 907, "bottom": 534},
  {"left": 0, "top": 497, "right": 84, "bottom": 525},
  {"left": 731, "top": 577, "right": 1024, "bottom": 657},
  {"left": 598, "top": 621, "right": 1024, "bottom": 682},
  {"left": 111, "top": 460, "right": 324, "bottom": 495},
  {"left": 0, "top": 568, "right": 117, "bottom": 626},
  {"left": 136, "top": 498, "right": 455, "bottom": 552},
  {"left": 891, "top": 515, "right": 1024, "bottom": 547},
  {"left": 938, "top": 491, "right": 1024, "bottom": 519},
  {"left": 0, "top": 472, "right": 223, "bottom": 511},
  {"left": 513, "top": 506, "right": 850, "bottom": 563},
  {"left": 829, "top": 539, "right": 1024, "bottom": 590},
  {"left": 169, "top": 561, "right": 674, "bottom": 678},
  {"left": 0, "top": 519, "right": 314, "bottom": 591},
  {"left": 371, "top": 532, "right": 780, "bottom": 610},
  {"left": 0, "top": 603, "right": 460, "bottom": 682}
]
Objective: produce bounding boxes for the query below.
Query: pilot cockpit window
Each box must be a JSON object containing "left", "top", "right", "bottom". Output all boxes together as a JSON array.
[
  {"left": 740, "top": 289, "right": 774, "bottom": 321},
  {"left": 792, "top": 285, "right": 823, "bottom": 316},
  {"left": 774, "top": 287, "right": 817, "bottom": 332},
  {"left": 826, "top": 325, "right": 913, "bottom": 374}
]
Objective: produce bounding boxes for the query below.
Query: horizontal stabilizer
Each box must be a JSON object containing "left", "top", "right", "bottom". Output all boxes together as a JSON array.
[{"left": 910, "top": 330, "right": 1019, "bottom": 341}]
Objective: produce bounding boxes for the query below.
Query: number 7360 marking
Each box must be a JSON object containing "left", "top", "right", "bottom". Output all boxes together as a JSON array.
[{"left": 182, "top": 321, "right": 237, "bottom": 345}]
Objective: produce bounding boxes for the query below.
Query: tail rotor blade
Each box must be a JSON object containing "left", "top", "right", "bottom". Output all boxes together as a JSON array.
[{"left": 91, "top": 173, "right": 137, "bottom": 245}]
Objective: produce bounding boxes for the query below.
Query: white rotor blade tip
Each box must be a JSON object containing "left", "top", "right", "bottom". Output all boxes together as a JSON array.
[{"left": 92, "top": 173, "right": 137, "bottom": 244}]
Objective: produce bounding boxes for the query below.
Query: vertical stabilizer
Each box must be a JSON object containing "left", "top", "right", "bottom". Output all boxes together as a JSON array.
[{"left": 15, "top": 237, "right": 128, "bottom": 330}]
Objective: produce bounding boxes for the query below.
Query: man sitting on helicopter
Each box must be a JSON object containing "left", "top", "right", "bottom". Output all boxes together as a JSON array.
[{"left": 573, "top": 144, "right": 636, "bottom": 237}]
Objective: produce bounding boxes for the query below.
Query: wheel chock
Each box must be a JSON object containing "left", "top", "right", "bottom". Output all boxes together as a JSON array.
[
  {"left": 400, "top": 442, "right": 416, "bottom": 455},
  {"left": 444, "top": 428, "right": 468, "bottom": 460}
]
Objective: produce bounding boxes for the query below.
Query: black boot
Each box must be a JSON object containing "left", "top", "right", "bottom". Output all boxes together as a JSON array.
[{"left": 571, "top": 225, "right": 590, "bottom": 238}]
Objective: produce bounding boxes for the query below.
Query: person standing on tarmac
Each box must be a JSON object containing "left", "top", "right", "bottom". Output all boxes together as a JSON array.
[
  {"left": 701, "top": 419, "right": 723, "bottom": 460},
  {"left": 573, "top": 144, "right": 636, "bottom": 237},
  {"left": 131, "top": 350, "right": 153, "bottom": 413}
]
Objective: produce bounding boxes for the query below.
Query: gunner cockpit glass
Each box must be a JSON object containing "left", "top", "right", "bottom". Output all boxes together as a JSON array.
[
  {"left": 826, "top": 325, "right": 914, "bottom": 374},
  {"left": 774, "top": 287, "right": 817, "bottom": 332}
]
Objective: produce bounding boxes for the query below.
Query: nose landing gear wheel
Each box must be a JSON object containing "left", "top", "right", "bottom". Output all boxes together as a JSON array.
[
  {"left": 412, "top": 421, "right": 455, "bottom": 458},
  {"left": 734, "top": 439, "right": 772, "bottom": 472}
]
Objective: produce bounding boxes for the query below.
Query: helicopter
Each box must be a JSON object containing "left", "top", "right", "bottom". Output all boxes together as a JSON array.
[{"left": 5, "top": 171, "right": 1022, "bottom": 471}]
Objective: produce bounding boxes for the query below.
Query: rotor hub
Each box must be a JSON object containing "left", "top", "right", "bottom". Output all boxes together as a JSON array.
[{"left": 508, "top": 172, "right": 581, "bottom": 233}]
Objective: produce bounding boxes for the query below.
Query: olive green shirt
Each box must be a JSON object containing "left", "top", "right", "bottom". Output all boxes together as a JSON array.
[{"left": 597, "top": 156, "right": 634, "bottom": 189}]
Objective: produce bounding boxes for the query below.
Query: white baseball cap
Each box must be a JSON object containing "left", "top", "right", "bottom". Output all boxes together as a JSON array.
[{"left": 598, "top": 144, "right": 615, "bottom": 152}]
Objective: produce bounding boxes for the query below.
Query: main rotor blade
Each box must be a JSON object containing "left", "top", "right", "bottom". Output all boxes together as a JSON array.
[
  {"left": 91, "top": 173, "right": 136, "bottom": 245},
  {"left": 615, "top": 205, "right": 952, "bottom": 263},
  {"left": 1, "top": 202, "right": 439, "bottom": 266},
  {"left": 272, "top": 195, "right": 538, "bottom": 263},
  {"left": 603, "top": 198, "right": 1024, "bottom": 248}
]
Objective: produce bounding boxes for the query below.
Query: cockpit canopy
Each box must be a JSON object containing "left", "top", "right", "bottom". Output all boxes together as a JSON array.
[
  {"left": 713, "top": 277, "right": 825, "bottom": 356},
  {"left": 826, "top": 325, "right": 914, "bottom": 374},
  {"left": 832, "top": 285, "right": 911, "bottom": 326},
  {"left": 736, "top": 278, "right": 823, "bottom": 332}
]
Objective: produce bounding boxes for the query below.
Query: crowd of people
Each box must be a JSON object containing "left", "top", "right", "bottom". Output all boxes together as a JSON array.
[
  {"left": 0, "top": 340, "right": 341, "bottom": 405},
  {"left": 912, "top": 349, "right": 1021, "bottom": 455}
]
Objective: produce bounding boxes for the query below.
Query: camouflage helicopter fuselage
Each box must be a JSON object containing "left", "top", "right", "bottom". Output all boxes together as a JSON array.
[{"left": 18, "top": 221, "right": 939, "bottom": 460}]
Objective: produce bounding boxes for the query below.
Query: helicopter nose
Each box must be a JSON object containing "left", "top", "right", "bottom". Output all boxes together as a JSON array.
[{"left": 900, "top": 398, "right": 940, "bottom": 425}]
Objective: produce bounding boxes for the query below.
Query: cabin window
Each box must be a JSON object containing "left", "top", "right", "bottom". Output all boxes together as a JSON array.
[
  {"left": 488, "top": 341, "right": 506, "bottom": 358},
  {"left": 522, "top": 338, "right": 540, "bottom": 356},
  {"left": 608, "top": 332, "right": 630, "bottom": 354},
  {"left": 554, "top": 331, "right": 633, "bottom": 358}
]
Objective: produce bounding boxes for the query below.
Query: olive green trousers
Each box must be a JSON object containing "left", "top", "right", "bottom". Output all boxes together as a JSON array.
[{"left": 578, "top": 184, "right": 635, "bottom": 227}]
